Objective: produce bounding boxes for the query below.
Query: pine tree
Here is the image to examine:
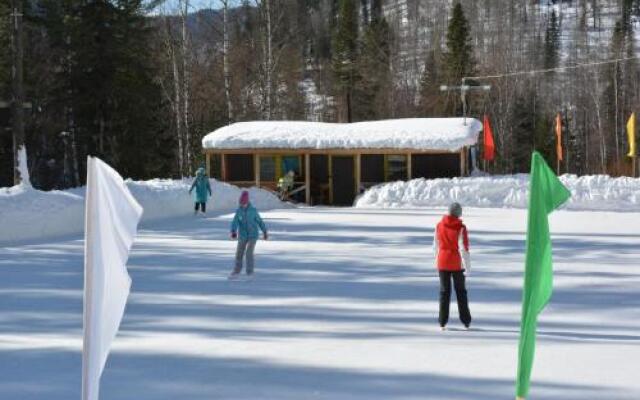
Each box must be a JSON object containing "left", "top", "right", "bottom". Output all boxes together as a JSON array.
[
  {"left": 441, "top": 2, "right": 475, "bottom": 116},
  {"left": 36, "top": 0, "right": 168, "bottom": 181},
  {"left": 354, "top": 16, "right": 391, "bottom": 120},
  {"left": 419, "top": 48, "right": 444, "bottom": 116},
  {"left": 543, "top": 10, "right": 560, "bottom": 69},
  {"left": 0, "top": 2, "right": 9, "bottom": 98},
  {"left": 442, "top": 3, "right": 475, "bottom": 85},
  {"left": 332, "top": 0, "right": 358, "bottom": 122}
]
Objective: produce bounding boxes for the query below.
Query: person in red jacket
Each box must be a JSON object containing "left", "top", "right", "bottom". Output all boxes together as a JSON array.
[{"left": 433, "top": 202, "right": 472, "bottom": 330}]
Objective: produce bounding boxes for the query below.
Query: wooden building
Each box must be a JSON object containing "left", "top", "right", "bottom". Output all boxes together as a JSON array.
[{"left": 202, "top": 118, "right": 482, "bottom": 205}]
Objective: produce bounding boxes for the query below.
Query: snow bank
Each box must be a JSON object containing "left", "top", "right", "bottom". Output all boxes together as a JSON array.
[
  {"left": 202, "top": 118, "right": 482, "bottom": 151},
  {"left": 0, "top": 179, "right": 284, "bottom": 244},
  {"left": 355, "top": 174, "right": 640, "bottom": 211}
]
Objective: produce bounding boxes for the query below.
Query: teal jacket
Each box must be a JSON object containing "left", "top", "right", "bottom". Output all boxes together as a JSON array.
[
  {"left": 189, "top": 168, "right": 212, "bottom": 203},
  {"left": 231, "top": 203, "right": 267, "bottom": 240}
]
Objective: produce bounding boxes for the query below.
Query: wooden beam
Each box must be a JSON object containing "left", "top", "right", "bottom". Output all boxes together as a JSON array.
[
  {"left": 203, "top": 148, "right": 464, "bottom": 156},
  {"left": 305, "top": 153, "right": 311, "bottom": 205},
  {"left": 355, "top": 153, "right": 361, "bottom": 196},
  {"left": 328, "top": 155, "right": 333, "bottom": 205},
  {"left": 221, "top": 153, "right": 227, "bottom": 181},
  {"left": 407, "top": 153, "right": 412, "bottom": 180},
  {"left": 205, "top": 153, "right": 211, "bottom": 177},
  {"left": 460, "top": 147, "right": 466, "bottom": 176},
  {"left": 254, "top": 154, "right": 260, "bottom": 188}
]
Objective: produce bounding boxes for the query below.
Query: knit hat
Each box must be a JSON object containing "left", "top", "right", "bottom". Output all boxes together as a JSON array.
[
  {"left": 239, "top": 190, "right": 250, "bottom": 206},
  {"left": 448, "top": 202, "right": 462, "bottom": 218}
]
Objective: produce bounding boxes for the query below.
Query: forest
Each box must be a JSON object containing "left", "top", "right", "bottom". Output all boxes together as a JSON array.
[{"left": 2, "top": 0, "right": 640, "bottom": 189}]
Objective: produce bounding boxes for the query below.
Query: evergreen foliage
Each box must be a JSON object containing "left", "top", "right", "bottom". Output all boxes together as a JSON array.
[
  {"left": 438, "top": 2, "right": 475, "bottom": 116},
  {"left": 544, "top": 10, "right": 560, "bottom": 69},
  {"left": 0, "top": 2, "right": 9, "bottom": 99},
  {"left": 331, "top": 0, "right": 358, "bottom": 121},
  {"left": 442, "top": 3, "right": 475, "bottom": 85},
  {"left": 353, "top": 16, "right": 392, "bottom": 120}
]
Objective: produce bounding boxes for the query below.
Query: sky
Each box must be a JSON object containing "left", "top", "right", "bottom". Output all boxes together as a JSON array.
[{"left": 151, "top": 0, "right": 221, "bottom": 14}]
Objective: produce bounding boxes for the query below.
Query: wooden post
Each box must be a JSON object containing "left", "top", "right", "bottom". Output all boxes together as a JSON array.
[
  {"left": 254, "top": 154, "right": 260, "bottom": 188},
  {"left": 11, "top": 1, "right": 25, "bottom": 185},
  {"left": 305, "top": 153, "right": 311, "bottom": 205},
  {"left": 460, "top": 148, "right": 466, "bottom": 176},
  {"left": 205, "top": 152, "right": 211, "bottom": 177},
  {"left": 329, "top": 155, "right": 334, "bottom": 204},
  {"left": 355, "top": 153, "right": 361, "bottom": 195},
  {"left": 406, "top": 153, "right": 412, "bottom": 180},
  {"left": 221, "top": 153, "right": 227, "bottom": 181}
]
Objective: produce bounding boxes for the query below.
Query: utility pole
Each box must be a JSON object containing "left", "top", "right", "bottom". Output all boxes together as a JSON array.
[
  {"left": 440, "top": 77, "right": 491, "bottom": 125},
  {"left": 440, "top": 78, "right": 491, "bottom": 173},
  {"left": 10, "top": 0, "right": 25, "bottom": 185}
]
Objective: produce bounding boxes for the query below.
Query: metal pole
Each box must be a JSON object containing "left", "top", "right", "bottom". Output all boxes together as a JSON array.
[{"left": 461, "top": 78, "right": 467, "bottom": 126}]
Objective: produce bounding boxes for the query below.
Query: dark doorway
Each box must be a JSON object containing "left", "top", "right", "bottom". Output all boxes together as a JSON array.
[
  {"left": 226, "top": 154, "right": 254, "bottom": 182},
  {"left": 310, "top": 155, "right": 329, "bottom": 205},
  {"left": 412, "top": 153, "right": 461, "bottom": 179},
  {"left": 361, "top": 154, "right": 384, "bottom": 185},
  {"left": 331, "top": 156, "right": 355, "bottom": 206}
]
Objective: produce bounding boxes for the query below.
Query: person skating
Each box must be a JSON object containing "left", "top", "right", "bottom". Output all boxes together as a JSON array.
[
  {"left": 433, "top": 202, "right": 472, "bottom": 331},
  {"left": 189, "top": 167, "right": 212, "bottom": 215},
  {"left": 277, "top": 170, "right": 295, "bottom": 200},
  {"left": 229, "top": 191, "right": 268, "bottom": 280}
]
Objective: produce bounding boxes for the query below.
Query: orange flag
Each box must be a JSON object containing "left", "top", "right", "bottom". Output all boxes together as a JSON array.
[
  {"left": 483, "top": 114, "right": 495, "bottom": 161},
  {"left": 555, "top": 113, "right": 563, "bottom": 162}
]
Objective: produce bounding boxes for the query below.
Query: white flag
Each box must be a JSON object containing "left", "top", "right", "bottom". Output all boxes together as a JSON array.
[{"left": 82, "top": 157, "right": 143, "bottom": 400}]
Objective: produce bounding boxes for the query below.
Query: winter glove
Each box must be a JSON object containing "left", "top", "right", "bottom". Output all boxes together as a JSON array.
[
  {"left": 263, "top": 232, "right": 268, "bottom": 240},
  {"left": 230, "top": 232, "right": 237, "bottom": 240}
]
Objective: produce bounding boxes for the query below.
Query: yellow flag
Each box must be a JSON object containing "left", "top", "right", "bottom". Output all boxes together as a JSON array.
[{"left": 627, "top": 113, "right": 636, "bottom": 158}]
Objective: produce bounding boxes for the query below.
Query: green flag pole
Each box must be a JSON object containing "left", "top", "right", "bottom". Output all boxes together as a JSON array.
[{"left": 515, "top": 152, "right": 571, "bottom": 399}]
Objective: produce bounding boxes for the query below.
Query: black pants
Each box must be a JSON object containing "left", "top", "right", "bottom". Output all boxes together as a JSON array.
[
  {"left": 194, "top": 202, "right": 206, "bottom": 212},
  {"left": 439, "top": 270, "right": 472, "bottom": 327}
]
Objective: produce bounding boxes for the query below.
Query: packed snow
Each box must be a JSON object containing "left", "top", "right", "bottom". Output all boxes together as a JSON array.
[
  {"left": 356, "top": 174, "right": 640, "bottom": 211},
  {"left": 202, "top": 118, "right": 482, "bottom": 151},
  {"left": 0, "top": 179, "right": 284, "bottom": 244},
  {"left": 1, "top": 207, "right": 639, "bottom": 399}
]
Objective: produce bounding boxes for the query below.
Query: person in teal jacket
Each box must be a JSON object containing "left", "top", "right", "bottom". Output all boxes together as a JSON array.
[
  {"left": 229, "top": 190, "right": 268, "bottom": 279},
  {"left": 189, "top": 167, "right": 212, "bottom": 215}
]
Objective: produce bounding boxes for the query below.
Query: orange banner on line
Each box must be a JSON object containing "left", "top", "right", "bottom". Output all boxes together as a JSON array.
[
  {"left": 555, "top": 113, "right": 563, "bottom": 162},
  {"left": 483, "top": 114, "right": 495, "bottom": 161}
]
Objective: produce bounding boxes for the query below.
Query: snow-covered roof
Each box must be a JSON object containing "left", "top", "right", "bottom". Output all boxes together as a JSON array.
[{"left": 202, "top": 118, "right": 482, "bottom": 151}]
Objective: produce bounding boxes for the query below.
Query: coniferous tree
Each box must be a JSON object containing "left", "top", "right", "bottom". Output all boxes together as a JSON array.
[
  {"left": 441, "top": 2, "right": 475, "bottom": 116},
  {"left": 332, "top": 0, "right": 358, "bottom": 122},
  {"left": 354, "top": 15, "right": 391, "bottom": 120},
  {"left": 543, "top": 10, "right": 560, "bottom": 69},
  {"left": 442, "top": 3, "right": 475, "bottom": 85},
  {"left": 419, "top": 47, "right": 444, "bottom": 116},
  {"left": 0, "top": 2, "right": 9, "bottom": 98},
  {"left": 34, "top": 0, "right": 168, "bottom": 182}
]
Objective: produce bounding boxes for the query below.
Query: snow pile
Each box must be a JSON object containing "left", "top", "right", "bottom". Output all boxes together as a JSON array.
[
  {"left": 0, "top": 179, "right": 284, "bottom": 244},
  {"left": 202, "top": 118, "right": 482, "bottom": 151},
  {"left": 355, "top": 174, "right": 640, "bottom": 211}
]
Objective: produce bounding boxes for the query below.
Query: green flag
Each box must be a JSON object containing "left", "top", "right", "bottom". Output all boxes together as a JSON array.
[{"left": 515, "top": 152, "right": 571, "bottom": 399}]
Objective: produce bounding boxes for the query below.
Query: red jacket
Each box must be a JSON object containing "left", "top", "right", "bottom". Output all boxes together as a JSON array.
[{"left": 434, "top": 215, "right": 470, "bottom": 271}]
